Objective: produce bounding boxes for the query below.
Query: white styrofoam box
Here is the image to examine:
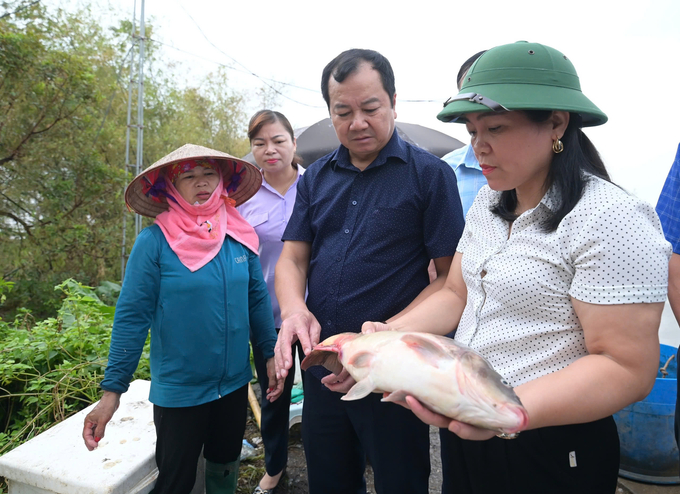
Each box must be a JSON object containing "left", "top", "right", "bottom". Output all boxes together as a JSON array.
[
  {"left": 293, "top": 360, "right": 302, "bottom": 385},
  {"left": 0, "top": 380, "right": 204, "bottom": 494},
  {"left": 290, "top": 358, "right": 303, "bottom": 428},
  {"left": 288, "top": 401, "right": 303, "bottom": 429}
]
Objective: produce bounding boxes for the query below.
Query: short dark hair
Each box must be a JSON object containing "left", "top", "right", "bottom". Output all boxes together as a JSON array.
[
  {"left": 247, "top": 110, "right": 302, "bottom": 168},
  {"left": 491, "top": 111, "right": 611, "bottom": 232},
  {"left": 457, "top": 50, "right": 487, "bottom": 90},
  {"left": 321, "top": 49, "right": 396, "bottom": 109}
]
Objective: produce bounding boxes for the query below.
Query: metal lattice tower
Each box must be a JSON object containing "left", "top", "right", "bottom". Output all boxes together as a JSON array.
[{"left": 121, "top": 0, "right": 146, "bottom": 280}]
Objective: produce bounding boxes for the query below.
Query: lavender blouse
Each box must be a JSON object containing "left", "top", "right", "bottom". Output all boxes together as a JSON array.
[{"left": 237, "top": 167, "right": 304, "bottom": 327}]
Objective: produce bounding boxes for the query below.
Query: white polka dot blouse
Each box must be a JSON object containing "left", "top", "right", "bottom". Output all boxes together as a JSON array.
[{"left": 455, "top": 175, "right": 672, "bottom": 387}]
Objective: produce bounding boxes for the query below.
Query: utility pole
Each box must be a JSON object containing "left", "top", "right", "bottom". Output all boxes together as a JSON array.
[
  {"left": 134, "top": 0, "right": 146, "bottom": 238},
  {"left": 121, "top": 0, "right": 146, "bottom": 281}
]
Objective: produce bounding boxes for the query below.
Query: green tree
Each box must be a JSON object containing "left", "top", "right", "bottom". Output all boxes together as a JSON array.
[
  {"left": 1, "top": 3, "right": 254, "bottom": 318},
  {"left": 143, "top": 66, "right": 250, "bottom": 161},
  {"left": 1, "top": 3, "right": 128, "bottom": 314},
  {"left": 0, "top": 3, "right": 128, "bottom": 210}
]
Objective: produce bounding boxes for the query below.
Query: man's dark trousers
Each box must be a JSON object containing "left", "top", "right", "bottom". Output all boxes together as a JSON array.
[{"left": 302, "top": 370, "right": 430, "bottom": 494}]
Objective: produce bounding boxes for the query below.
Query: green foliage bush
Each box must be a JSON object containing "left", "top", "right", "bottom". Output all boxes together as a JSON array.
[{"left": 0, "top": 279, "right": 149, "bottom": 456}]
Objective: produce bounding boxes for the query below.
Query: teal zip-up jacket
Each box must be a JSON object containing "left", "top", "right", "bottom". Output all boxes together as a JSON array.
[{"left": 101, "top": 225, "right": 277, "bottom": 407}]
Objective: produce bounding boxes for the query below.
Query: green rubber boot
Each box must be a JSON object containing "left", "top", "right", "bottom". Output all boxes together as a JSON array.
[{"left": 205, "top": 459, "right": 239, "bottom": 494}]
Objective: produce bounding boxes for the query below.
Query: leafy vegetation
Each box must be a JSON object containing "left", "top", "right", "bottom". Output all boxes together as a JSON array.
[
  {"left": 0, "top": 1, "right": 283, "bottom": 483},
  {"left": 1, "top": 2, "right": 275, "bottom": 319},
  {"left": 0, "top": 279, "right": 150, "bottom": 456}
]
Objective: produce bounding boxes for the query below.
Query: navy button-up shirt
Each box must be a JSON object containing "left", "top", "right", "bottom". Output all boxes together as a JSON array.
[{"left": 283, "top": 130, "right": 465, "bottom": 349}]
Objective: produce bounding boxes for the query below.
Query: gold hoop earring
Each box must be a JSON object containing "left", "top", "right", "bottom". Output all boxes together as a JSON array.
[{"left": 552, "top": 138, "right": 564, "bottom": 154}]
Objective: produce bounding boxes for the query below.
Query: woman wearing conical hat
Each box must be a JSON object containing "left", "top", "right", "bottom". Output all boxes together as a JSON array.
[
  {"left": 82, "top": 144, "right": 284, "bottom": 494},
  {"left": 364, "top": 42, "right": 671, "bottom": 493}
]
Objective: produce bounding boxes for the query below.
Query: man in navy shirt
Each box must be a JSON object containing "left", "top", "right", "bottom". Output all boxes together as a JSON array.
[{"left": 274, "top": 49, "right": 465, "bottom": 494}]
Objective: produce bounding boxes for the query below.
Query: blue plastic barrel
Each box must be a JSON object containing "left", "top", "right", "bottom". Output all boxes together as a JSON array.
[{"left": 613, "top": 343, "right": 679, "bottom": 484}]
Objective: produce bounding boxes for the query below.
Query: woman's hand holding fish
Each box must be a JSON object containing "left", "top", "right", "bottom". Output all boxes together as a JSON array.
[
  {"left": 265, "top": 357, "right": 285, "bottom": 402},
  {"left": 321, "top": 368, "right": 357, "bottom": 394},
  {"left": 275, "top": 309, "right": 322, "bottom": 379},
  {"left": 403, "top": 396, "right": 499, "bottom": 441},
  {"left": 361, "top": 321, "right": 393, "bottom": 334}
]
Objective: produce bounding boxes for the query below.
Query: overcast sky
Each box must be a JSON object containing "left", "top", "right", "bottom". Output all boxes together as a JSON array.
[{"left": 48, "top": 0, "right": 680, "bottom": 207}]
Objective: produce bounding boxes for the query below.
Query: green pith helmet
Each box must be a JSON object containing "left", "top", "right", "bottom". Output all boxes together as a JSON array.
[{"left": 437, "top": 41, "right": 607, "bottom": 127}]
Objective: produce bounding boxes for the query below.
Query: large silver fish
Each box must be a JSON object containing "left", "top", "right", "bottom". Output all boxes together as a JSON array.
[{"left": 301, "top": 331, "right": 528, "bottom": 434}]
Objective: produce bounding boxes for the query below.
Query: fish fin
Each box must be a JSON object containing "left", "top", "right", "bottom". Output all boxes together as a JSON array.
[
  {"left": 300, "top": 351, "right": 344, "bottom": 375},
  {"left": 347, "top": 351, "right": 374, "bottom": 368},
  {"left": 381, "top": 390, "right": 409, "bottom": 405},
  {"left": 341, "top": 377, "right": 376, "bottom": 401},
  {"left": 400, "top": 334, "right": 449, "bottom": 367},
  {"left": 441, "top": 339, "right": 469, "bottom": 359}
]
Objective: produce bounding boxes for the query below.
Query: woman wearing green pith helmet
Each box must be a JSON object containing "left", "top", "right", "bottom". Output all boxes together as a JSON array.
[{"left": 362, "top": 41, "right": 671, "bottom": 493}]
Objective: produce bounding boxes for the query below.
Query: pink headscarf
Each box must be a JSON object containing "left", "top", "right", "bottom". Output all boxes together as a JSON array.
[{"left": 154, "top": 168, "right": 259, "bottom": 272}]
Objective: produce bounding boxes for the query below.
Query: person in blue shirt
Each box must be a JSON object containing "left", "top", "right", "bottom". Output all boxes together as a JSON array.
[
  {"left": 81, "top": 144, "right": 283, "bottom": 494},
  {"left": 441, "top": 50, "right": 487, "bottom": 217},
  {"left": 442, "top": 145, "right": 484, "bottom": 217},
  {"left": 274, "top": 49, "right": 465, "bottom": 494},
  {"left": 655, "top": 142, "right": 680, "bottom": 460}
]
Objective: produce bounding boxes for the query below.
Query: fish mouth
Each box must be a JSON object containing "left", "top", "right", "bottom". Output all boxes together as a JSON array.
[
  {"left": 315, "top": 332, "right": 358, "bottom": 349},
  {"left": 494, "top": 404, "right": 529, "bottom": 434},
  {"left": 455, "top": 376, "right": 529, "bottom": 433},
  {"left": 301, "top": 333, "right": 362, "bottom": 374},
  {"left": 314, "top": 334, "right": 343, "bottom": 350}
]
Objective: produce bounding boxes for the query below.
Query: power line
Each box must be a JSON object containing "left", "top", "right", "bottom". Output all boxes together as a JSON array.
[
  {"left": 148, "top": 37, "right": 319, "bottom": 94},
  {"left": 155, "top": 3, "right": 444, "bottom": 107},
  {"left": 4, "top": 1, "right": 440, "bottom": 107},
  {"left": 176, "top": 3, "right": 325, "bottom": 109},
  {"left": 149, "top": 36, "right": 441, "bottom": 106}
]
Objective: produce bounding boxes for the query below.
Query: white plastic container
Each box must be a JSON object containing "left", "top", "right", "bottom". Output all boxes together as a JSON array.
[
  {"left": 288, "top": 401, "right": 303, "bottom": 428},
  {"left": 0, "top": 380, "right": 204, "bottom": 494},
  {"left": 289, "top": 362, "right": 303, "bottom": 428}
]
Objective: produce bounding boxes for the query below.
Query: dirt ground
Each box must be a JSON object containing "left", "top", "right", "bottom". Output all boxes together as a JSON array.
[
  {"left": 237, "top": 417, "right": 308, "bottom": 494},
  {"left": 237, "top": 383, "right": 443, "bottom": 494}
]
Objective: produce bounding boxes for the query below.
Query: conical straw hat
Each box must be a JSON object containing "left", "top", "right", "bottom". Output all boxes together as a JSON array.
[{"left": 125, "top": 143, "right": 262, "bottom": 218}]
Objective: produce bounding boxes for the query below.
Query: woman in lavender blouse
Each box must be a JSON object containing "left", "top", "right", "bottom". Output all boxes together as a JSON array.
[{"left": 238, "top": 110, "right": 304, "bottom": 494}]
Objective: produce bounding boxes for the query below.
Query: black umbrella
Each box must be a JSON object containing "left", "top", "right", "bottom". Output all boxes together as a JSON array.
[{"left": 243, "top": 117, "right": 464, "bottom": 167}]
